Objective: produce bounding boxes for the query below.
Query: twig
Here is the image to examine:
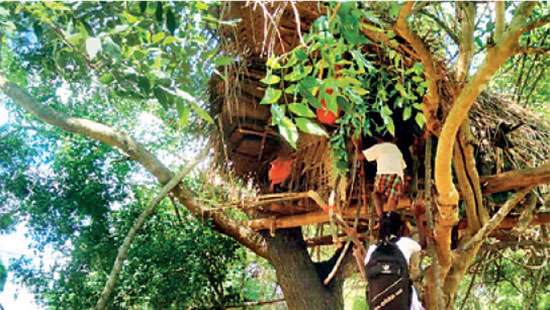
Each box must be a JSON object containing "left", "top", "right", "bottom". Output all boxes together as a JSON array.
[
  {"left": 524, "top": 268, "right": 544, "bottom": 309},
  {"left": 493, "top": 248, "right": 547, "bottom": 270},
  {"left": 419, "top": 9, "right": 459, "bottom": 44},
  {"left": 459, "top": 251, "right": 487, "bottom": 310},
  {"left": 323, "top": 241, "right": 351, "bottom": 285},
  {"left": 462, "top": 186, "right": 534, "bottom": 251},
  {"left": 95, "top": 149, "right": 207, "bottom": 310},
  {"left": 290, "top": 1, "right": 305, "bottom": 47}
]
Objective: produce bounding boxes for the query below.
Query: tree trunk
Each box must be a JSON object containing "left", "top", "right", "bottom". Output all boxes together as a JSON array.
[{"left": 265, "top": 228, "right": 344, "bottom": 310}]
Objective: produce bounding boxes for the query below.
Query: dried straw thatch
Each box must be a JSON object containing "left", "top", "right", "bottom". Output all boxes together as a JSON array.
[{"left": 209, "top": 2, "right": 549, "bottom": 218}]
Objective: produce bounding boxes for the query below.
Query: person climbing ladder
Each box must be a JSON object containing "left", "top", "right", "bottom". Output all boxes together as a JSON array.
[
  {"left": 364, "top": 212, "right": 424, "bottom": 310},
  {"left": 363, "top": 136, "right": 407, "bottom": 216}
]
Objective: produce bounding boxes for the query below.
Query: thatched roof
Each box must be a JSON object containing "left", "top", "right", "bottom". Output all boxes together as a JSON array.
[{"left": 209, "top": 2, "right": 549, "bottom": 218}]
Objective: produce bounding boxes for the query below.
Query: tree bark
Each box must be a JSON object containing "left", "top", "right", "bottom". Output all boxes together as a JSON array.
[
  {"left": 480, "top": 162, "right": 550, "bottom": 194},
  {"left": 265, "top": 228, "right": 344, "bottom": 310}
]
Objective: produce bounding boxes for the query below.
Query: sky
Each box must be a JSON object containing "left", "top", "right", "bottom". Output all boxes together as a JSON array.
[
  {"left": 0, "top": 102, "right": 41, "bottom": 309},
  {"left": 0, "top": 225, "right": 41, "bottom": 310}
]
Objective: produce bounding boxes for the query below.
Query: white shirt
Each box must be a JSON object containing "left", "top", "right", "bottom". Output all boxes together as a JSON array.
[
  {"left": 363, "top": 142, "right": 407, "bottom": 179},
  {"left": 365, "top": 237, "right": 424, "bottom": 310}
]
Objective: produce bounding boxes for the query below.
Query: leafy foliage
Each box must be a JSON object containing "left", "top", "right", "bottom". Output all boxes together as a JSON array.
[
  {"left": 1, "top": 122, "right": 246, "bottom": 309},
  {"left": 0, "top": 1, "right": 221, "bottom": 129},
  {"left": 259, "top": 2, "right": 425, "bottom": 173}
]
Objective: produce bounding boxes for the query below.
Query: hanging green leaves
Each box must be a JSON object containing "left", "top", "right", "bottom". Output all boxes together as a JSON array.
[
  {"left": 278, "top": 117, "right": 299, "bottom": 149},
  {"left": 260, "top": 88, "right": 282, "bottom": 105},
  {"left": 295, "top": 118, "right": 328, "bottom": 137}
]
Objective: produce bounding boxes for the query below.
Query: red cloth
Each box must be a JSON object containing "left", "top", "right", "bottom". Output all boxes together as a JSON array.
[
  {"left": 269, "top": 158, "right": 293, "bottom": 186},
  {"left": 316, "top": 90, "right": 339, "bottom": 125}
]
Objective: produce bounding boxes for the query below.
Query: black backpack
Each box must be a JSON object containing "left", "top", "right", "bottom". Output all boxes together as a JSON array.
[{"left": 366, "top": 237, "right": 412, "bottom": 310}]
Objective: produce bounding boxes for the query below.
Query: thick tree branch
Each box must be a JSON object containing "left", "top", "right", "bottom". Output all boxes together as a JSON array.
[
  {"left": 494, "top": 1, "right": 505, "bottom": 43},
  {"left": 462, "top": 186, "right": 534, "bottom": 251},
  {"left": 96, "top": 152, "right": 205, "bottom": 310},
  {"left": 0, "top": 75, "right": 172, "bottom": 183},
  {"left": 456, "top": 2, "right": 476, "bottom": 82},
  {"left": 0, "top": 75, "right": 269, "bottom": 259},
  {"left": 480, "top": 162, "right": 550, "bottom": 194},
  {"left": 394, "top": 1, "right": 441, "bottom": 134},
  {"left": 434, "top": 2, "right": 537, "bottom": 207}
]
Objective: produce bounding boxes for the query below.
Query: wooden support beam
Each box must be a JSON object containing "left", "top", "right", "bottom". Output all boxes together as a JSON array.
[
  {"left": 248, "top": 197, "right": 413, "bottom": 231},
  {"left": 304, "top": 213, "right": 550, "bottom": 247},
  {"left": 480, "top": 162, "right": 550, "bottom": 194}
]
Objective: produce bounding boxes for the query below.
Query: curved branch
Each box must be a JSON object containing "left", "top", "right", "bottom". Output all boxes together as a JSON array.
[
  {"left": 393, "top": 1, "right": 441, "bottom": 134},
  {"left": 434, "top": 2, "right": 537, "bottom": 207},
  {"left": 0, "top": 75, "right": 268, "bottom": 259},
  {"left": 456, "top": 2, "right": 476, "bottom": 82},
  {"left": 495, "top": 1, "right": 505, "bottom": 43},
  {"left": 462, "top": 186, "right": 534, "bottom": 251},
  {"left": 96, "top": 152, "right": 205, "bottom": 310}
]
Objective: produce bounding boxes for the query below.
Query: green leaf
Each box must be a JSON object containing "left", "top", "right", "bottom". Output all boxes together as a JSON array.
[
  {"left": 196, "top": 2, "right": 209, "bottom": 10},
  {"left": 43, "top": 2, "right": 70, "bottom": 11},
  {"left": 85, "top": 37, "right": 102, "bottom": 60},
  {"left": 336, "top": 77, "right": 361, "bottom": 87},
  {"left": 296, "top": 118, "right": 328, "bottom": 137},
  {"left": 284, "top": 84, "right": 298, "bottom": 94},
  {"left": 278, "top": 117, "right": 299, "bottom": 148},
  {"left": 270, "top": 104, "right": 285, "bottom": 125},
  {"left": 213, "top": 55, "right": 233, "bottom": 66},
  {"left": 474, "top": 36, "right": 483, "bottom": 48},
  {"left": 415, "top": 112, "right": 425, "bottom": 128},
  {"left": 176, "top": 101, "right": 190, "bottom": 127},
  {"left": 299, "top": 76, "right": 318, "bottom": 90},
  {"left": 190, "top": 102, "right": 213, "bottom": 124},
  {"left": 402, "top": 106, "right": 412, "bottom": 121},
  {"left": 0, "top": 7, "right": 9, "bottom": 16},
  {"left": 389, "top": 3, "right": 401, "bottom": 19},
  {"left": 395, "top": 82, "right": 407, "bottom": 97},
  {"left": 123, "top": 12, "right": 140, "bottom": 23},
  {"left": 350, "top": 49, "right": 369, "bottom": 70},
  {"left": 288, "top": 102, "right": 315, "bottom": 118},
  {"left": 266, "top": 56, "right": 280, "bottom": 69},
  {"left": 137, "top": 76, "right": 151, "bottom": 93},
  {"left": 382, "top": 105, "right": 393, "bottom": 116},
  {"left": 284, "top": 65, "right": 312, "bottom": 82},
  {"left": 139, "top": 1, "right": 147, "bottom": 14},
  {"left": 155, "top": 2, "right": 163, "bottom": 22},
  {"left": 166, "top": 8, "right": 177, "bottom": 34},
  {"left": 260, "top": 73, "right": 280, "bottom": 85},
  {"left": 386, "top": 118, "right": 395, "bottom": 136},
  {"left": 102, "top": 37, "right": 122, "bottom": 60},
  {"left": 152, "top": 32, "right": 166, "bottom": 44},
  {"left": 99, "top": 73, "right": 114, "bottom": 84},
  {"left": 295, "top": 49, "right": 308, "bottom": 61},
  {"left": 351, "top": 86, "right": 369, "bottom": 96},
  {"left": 260, "top": 87, "right": 282, "bottom": 105},
  {"left": 162, "top": 36, "right": 178, "bottom": 45},
  {"left": 154, "top": 87, "right": 172, "bottom": 109}
]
